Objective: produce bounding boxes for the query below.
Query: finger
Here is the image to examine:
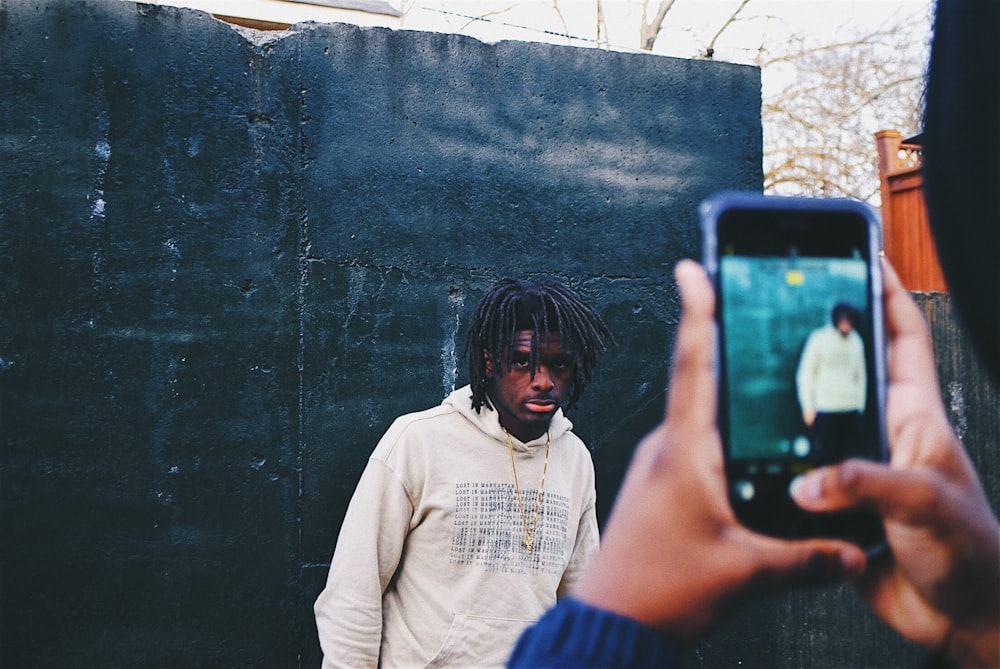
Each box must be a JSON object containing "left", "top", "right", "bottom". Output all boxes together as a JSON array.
[
  {"left": 741, "top": 533, "right": 867, "bottom": 592},
  {"left": 881, "top": 260, "right": 956, "bottom": 468},
  {"left": 791, "top": 459, "right": 940, "bottom": 524},
  {"left": 882, "top": 259, "right": 939, "bottom": 392},
  {"left": 666, "top": 259, "right": 717, "bottom": 431}
]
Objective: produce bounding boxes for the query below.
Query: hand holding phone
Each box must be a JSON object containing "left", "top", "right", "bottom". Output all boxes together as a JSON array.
[{"left": 700, "top": 192, "right": 888, "bottom": 550}]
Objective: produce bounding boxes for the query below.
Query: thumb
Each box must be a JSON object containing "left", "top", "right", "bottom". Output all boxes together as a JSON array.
[{"left": 791, "top": 459, "right": 940, "bottom": 526}]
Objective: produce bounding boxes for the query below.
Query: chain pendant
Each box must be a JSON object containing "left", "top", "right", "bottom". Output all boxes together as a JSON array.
[{"left": 506, "top": 427, "right": 549, "bottom": 556}]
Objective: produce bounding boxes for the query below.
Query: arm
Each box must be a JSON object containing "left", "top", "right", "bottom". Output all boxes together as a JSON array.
[
  {"left": 792, "top": 260, "right": 1000, "bottom": 668},
  {"left": 508, "top": 597, "right": 678, "bottom": 669},
  {"left": 510, "top": 260, "right": 862, "bottom": 667},
  {"left": 511, "top": 258, "right": 998, "bottom": 668},
  {"left": 796, "top": 332, "right": 820, "bottom": 425},
  {"left": 573, "top": 260, "right": 863, "bottom": 645},
  {"left": 314, "top": 458, "right": 413, "bottom": 669}
]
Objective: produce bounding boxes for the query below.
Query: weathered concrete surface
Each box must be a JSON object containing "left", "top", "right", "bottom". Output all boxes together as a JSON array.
[
  {"left": 5, "top": 2, "right": 998, "bottom": 668},
  {"left": 11, "top": 0, "right": 949, "bottom": 666}
]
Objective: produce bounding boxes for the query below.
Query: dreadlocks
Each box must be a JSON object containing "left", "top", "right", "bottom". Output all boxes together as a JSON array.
[{"left": 465, "top": 277, "right": 613, "bottom": 413}]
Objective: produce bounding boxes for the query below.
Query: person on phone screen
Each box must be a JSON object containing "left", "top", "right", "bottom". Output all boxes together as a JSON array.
[
  {"left": 314, "top": 277, "right": 612, "bottom": 669},
  {"left": 795, "top": 302, "right": 866, "bottom": 462}
]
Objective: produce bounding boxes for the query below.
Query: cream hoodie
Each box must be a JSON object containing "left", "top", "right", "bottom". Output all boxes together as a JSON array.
[
  {"left": 314, "top": 385, "right": 600, "bottom": 669},
  {"left": 796, "top": 325, "right": 867, "bottom": 416}
]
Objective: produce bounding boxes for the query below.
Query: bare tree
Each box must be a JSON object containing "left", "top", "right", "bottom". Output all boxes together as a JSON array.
[
  {"left": 640, "top": 0, "right": 751, "bottom": 54},
  {"left": 637, "top": 3, "right": 931, "bottom": 203},
  {"left": 639, "top": 0, "right": 679, "bottom": 51},
  {"left": 632, "top": 2, "right": 930, "bottom": 204},
  {"left": 703, "top": 0, "right": 752, "bottom": 58},
  {"left": 405, "top": 0, "right": 929, "bottom": 204},
  {"left": 759, "top": 16, "right": 930, "bottom": 204},
  {"left": 595, "top": 0, "right": 610, "bottom": 49}
]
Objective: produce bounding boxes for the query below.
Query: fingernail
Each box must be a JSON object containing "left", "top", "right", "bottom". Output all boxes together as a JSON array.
[
  {"left": 789, "top": 473, "right": 821, "bottom": 503},
  {"left": 840, "top": 547, "right": 866, "bottom": 580}
]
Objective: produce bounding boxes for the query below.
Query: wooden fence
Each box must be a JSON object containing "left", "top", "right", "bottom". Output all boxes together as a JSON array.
[{"left": 876, "top": 130, "right": 949, "bottom": 292}]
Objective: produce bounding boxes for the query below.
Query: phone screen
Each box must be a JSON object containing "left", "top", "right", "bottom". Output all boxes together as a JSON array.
[
  {"left": 719, "top": 254, "right": 877, "bottom": 465},
  {"left": 703, "top": 193, "right": 887, "bottom": 548}
]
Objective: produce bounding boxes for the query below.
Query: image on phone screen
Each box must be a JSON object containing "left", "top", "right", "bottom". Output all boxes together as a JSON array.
[{"left": 719, "top": 252, "right": 879, "bottom": 468}]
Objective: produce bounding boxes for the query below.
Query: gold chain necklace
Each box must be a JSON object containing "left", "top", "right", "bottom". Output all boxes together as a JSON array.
[{"left": 504, "top": 427, "right": 550, "bottom": 552}]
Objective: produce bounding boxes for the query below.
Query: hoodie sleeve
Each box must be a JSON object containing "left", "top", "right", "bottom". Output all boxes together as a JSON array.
[
  {"left": 556, "top": 486, "right": 599, "bottom": 598},
  {"left": 850, "top": 332, "right": 867, "bottom": 412},
  {"left": 796, "top": 329, "right": 821, "bottom": 418},
  {"left": 313, "top": 457, "right": 413, "bottom": 669},
  {"left": 508, "top": 598, "right": 678, "bottom": 668}
]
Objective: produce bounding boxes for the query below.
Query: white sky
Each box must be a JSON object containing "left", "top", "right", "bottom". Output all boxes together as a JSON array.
[
  {"left": 151, "top": 0, "right": 934, "bottom": 64},
  {"left": 404, "top": 1, "right": 933, "bottom": 62}
]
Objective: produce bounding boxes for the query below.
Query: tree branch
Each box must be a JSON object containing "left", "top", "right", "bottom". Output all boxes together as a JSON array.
[{"left": 639, "top": 0, "right": 678, "bottom": 51}]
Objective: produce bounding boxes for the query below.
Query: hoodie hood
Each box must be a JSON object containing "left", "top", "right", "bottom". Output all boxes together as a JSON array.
[{"left": 442, "top": 384, "right": 573, "bottom": 452}]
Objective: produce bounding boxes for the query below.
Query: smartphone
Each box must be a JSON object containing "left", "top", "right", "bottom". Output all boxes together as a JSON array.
[{"left": 700, "top": 192, "right": 888, "bottom": 550}]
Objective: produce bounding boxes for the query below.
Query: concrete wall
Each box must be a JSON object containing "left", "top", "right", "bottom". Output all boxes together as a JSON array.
[{"left": 4, "top": 1, "right": 979, "bottom": 668}]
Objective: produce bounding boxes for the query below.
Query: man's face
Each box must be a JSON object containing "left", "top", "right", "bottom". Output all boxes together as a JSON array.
[
  {"left": 485, "top": 330, "right": 575, "bottom": 442},
  {"left": 836, "top": 316, "right": 854, "bottom": 337}
]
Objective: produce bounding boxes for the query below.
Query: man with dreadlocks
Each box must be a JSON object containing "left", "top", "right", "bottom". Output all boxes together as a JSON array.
[{"left": 314, "top": 277, "right": 612, "bottom": 669}]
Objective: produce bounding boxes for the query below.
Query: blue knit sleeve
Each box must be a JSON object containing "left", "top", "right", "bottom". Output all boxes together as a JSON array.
[{"left": 507, "top": 597, "right": 679, "bottom": 669}]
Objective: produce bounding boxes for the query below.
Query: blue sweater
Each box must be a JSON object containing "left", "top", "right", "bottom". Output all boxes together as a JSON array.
[{"left": 508, "top": 598, "right": 678, "bottom": 668}]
